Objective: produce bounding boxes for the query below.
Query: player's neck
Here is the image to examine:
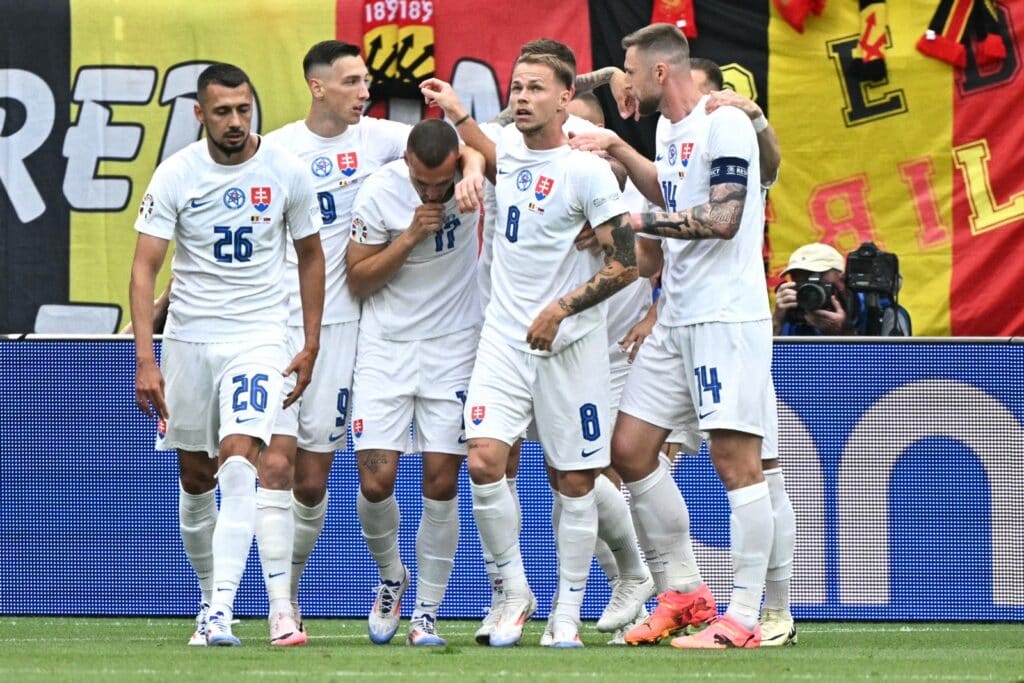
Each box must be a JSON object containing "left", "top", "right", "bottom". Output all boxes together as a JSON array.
[
  {"left": 305, "top": 109, "right": 351, "bottom": 139},
  {"left": 522, "top": 121, "right": 568, "bottom": 151},
  {"left": 661, "top": 83, "right": 702, "bottom": 124}
]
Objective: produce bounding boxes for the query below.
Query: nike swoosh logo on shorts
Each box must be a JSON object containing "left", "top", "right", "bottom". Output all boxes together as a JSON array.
[
  {"left": 699, "top": 410, "right": 718, "bottom": 420},
  {"left": 236, "top": 416, "right": 259, "bottom": 424},
  {"left": 328, "top": 432, "right": 344, "bottom": 442},
  {"left": 581, "top": 448, "right": 601, "bottom": 458}
]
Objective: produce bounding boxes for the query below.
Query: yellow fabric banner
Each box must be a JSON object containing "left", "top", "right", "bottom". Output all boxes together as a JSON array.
[
  {"left": 68, "top": 0, "right": 334, "bottom": 320},
  {"left": 769, "top": 1, "right": 953, "bottom": 335}
]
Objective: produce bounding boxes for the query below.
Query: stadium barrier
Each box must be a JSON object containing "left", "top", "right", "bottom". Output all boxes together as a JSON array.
[{"left": 1, "top": 336, "right": 1022, "bottom": 620}]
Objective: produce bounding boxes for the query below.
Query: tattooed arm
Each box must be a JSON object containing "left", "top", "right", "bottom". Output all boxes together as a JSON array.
[
  {"left": 492, "top": 66, "right": 627, "bottom": 126},
  {"left": 635, "top": 182, "right": 748, "bottom": 240},
  {"left": 526, "top": 213, "right": 639, "bottom": 351}
]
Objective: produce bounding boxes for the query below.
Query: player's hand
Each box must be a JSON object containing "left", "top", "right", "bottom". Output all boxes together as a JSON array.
[
  {"left": 419, "top": 78, "right": 463, "bottom": 118},
  {"left": 573, "top": 223, "right": 601, "bottom": 253},
  {"left": 135, "top": 357, "right": 169, "bottom": 419},
  {"left": 409, "top": 202, "right": 445, "bottom": 242},
  {"left": 282, "top": 347, "right": 318, "bottom": 408},
  {"left": 804, "top": 295, "right": 848, "bottom": 334},
  {"left": 705, "top": 89, "right": 762, "bottom": 120},
  {"left": 455, "top": 172, "right": 484, "bottom": 213},
  {"left": 619, "top": 315, "right": 655, "bottom": 363},
  {"left": 609, "top": 70, "right": 640, "bottom": 121},
  {"left": 527, "top": 300, "right": 567, "bottom": 352},
  {"left": 568, "top": 130, "right": 618, "bottom": 155}
]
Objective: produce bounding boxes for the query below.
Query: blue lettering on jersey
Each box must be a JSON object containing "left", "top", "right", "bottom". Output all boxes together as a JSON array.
[{"left": 661, "top": 180, "right": 678, "bottom": 212}]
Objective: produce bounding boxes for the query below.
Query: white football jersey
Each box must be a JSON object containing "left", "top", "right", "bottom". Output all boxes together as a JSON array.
[
  {"left": 264, "top": 117, "right": 411, "bottom": 326},
  {"left": 478, "top": 114, "right": 610, "bottom": 310},
  {"left": 654, "top": 97, "right": 769, "bottom": 326},
  {"left": 135, "top": 138, "right": 319, "bottom": 343},
  {"left": 350, "top": 160, "right": 481, "bottom": 341},
  {"left": 488, "top": 126, "right": 628, "bottom": 355}
]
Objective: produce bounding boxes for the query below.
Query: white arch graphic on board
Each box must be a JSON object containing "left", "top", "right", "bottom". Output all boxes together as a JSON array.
[
  {"left": 838, "top": 379, "right": 1024, "bottom": 606},
  {"left": 691, "top": 399, "right": 826, "bottom": 605}
]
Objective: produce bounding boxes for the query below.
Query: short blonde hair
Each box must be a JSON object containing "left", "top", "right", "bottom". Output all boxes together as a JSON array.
[
  {"left": 622, "top": 23, "right": 690, "bottom": 65},
  {"left": 514, "top": 53, "right": 575, "bottom": 90}
]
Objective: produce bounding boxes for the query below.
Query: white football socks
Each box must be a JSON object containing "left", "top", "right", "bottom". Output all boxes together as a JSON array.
[
  {"left": 290, "top": 491, "right": 328, "bottom": 604},
  {"left": 178, "top": 481, "right": 217, "bottom": 605},
  {"left": 594, "top": 474, "right": 647, "bottom": 580},
  {"left": 255, "top": 487, "right": 294, "bottom": 614},
  {"left": 625, "top": 466, "right": 702, "bottom": 593},
  {"left": 725, "top": 481, "right": 774, "bottom": 630},
  {"left": 209, "top": 456, "right": 258, "bottom": 620},
  {"left": 413, "top": 496, "right": 459, "bottom": 617},
  {"left": 471, "top": 477, "right": 527, "bottom": 592},
  {"left": 357, "top": 492, "right": 404, "bottom": 583},
  {"left": 763, "top": 468, "right": 795, "bottom": 614},
  {"left": 552, "top": 490, "right": 597, "bottom": 624}
]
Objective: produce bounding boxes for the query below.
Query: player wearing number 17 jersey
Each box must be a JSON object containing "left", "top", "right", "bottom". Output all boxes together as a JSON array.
[
  {"left": 256, "top": 41, "right": 411, "bottom": 645},
  {"left": 130, "top": 63, "right": 324, "bottom": 648}
]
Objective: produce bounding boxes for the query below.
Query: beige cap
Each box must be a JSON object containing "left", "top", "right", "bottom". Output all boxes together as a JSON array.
[{"left": 782, "top": 243, "right": 845, "bottom": 275}]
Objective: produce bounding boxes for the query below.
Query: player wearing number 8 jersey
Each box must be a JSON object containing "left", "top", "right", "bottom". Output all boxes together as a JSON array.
[
  {"left": 256, "top": 41, "right": 411, "bottom": 646},
  {"left": 130, "top": 63, "right": 324, "bottom": 648}
]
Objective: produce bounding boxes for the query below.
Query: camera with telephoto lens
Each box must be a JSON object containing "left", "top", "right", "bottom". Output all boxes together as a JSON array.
[{"left": 796, "top": 274, "right": 837, "bottom": 313}]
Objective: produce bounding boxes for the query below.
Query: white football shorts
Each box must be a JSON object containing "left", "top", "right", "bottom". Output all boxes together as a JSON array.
[
  {"left": 465, "top": 325, "right": 611, "bottom": 471},
  {"left": 158, "top": 337, "right": 288, "bottom": 457},
  {"left": 273, "top": 321, "right": 358, "bottom": 452},
  {"left": 618, "top": 319, "right": 777, "bottom": 460},
  {"left": 350, "top": 327, "right": 478, "bottom": 456}
]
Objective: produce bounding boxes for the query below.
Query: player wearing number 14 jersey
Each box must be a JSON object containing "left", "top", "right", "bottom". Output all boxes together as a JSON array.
[{"left": 130, "top": 63, "right": 324, "bottom": 648}]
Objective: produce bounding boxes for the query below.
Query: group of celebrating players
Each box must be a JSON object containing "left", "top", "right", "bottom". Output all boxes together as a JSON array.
[{"left": 130, "top": 22, "right": 796, "bottom": 651}]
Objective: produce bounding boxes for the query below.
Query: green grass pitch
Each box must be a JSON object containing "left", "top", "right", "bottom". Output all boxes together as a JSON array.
[{"left": 1, "top": 618, "right": 1021, "bottom": 682}]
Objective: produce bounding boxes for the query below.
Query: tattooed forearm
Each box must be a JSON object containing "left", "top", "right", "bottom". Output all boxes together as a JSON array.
[
  {"left": 559, "top": 214, "right": 639, "bottom": 316},
  {"left": 574, "top": 66, "right": 620, "bottom": 94},
  {"left": 640, "top": 182, "right": 747, "bottom": 240}
]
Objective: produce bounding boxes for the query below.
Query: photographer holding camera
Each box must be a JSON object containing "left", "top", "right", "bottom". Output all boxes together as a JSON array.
[{"left": 773, "top": 243, "right": 855, "bottom": 336}]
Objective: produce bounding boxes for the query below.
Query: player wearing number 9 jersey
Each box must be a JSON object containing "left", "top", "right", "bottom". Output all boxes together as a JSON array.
[
  {"left": 130, "top": 63, "right": 324, "bottom": 648},
  {"left": 257, "top": 41, "right": 411, "bottom": 646}
]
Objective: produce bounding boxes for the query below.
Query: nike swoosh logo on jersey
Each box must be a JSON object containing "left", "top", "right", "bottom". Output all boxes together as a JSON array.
[
  {"left": 458, "top": 436, "right": 468, "bottom": 444},
  {"left": 190, "top": 198, "right": 211, "bottom": 208},
  {"left": 328, "top": 432, "right": 345, "bottom": 442},
  {"left": 699, "top": 410, "right": 718, "bottom": 419},
  {"left": 655, "top": 155, "right": 664, "bottom": 161},
  {"left": 236, "top": 416, "right": 259, "bottom": 424},
  {"left": 581, "top": 447, "right": 601, "bottom": 458}
]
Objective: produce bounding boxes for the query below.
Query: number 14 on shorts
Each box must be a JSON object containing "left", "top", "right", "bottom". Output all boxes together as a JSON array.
[{"left": 693, "top": 365, "right": 721, "bottom": 409}]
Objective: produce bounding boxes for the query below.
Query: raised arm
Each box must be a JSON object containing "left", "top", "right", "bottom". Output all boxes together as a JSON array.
[
  {"left": 705, "top": 91, "right": 781, "bottom": 185},
  {"left": 419, "top": 78, "right": 496, "bottom": 182},
  {"left": 526, "top": 213, "right": 639, "bottom": 351}
]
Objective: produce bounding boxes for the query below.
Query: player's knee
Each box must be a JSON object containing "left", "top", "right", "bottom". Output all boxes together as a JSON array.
[
  {"left": 358, "top": 471, "right": 395, "bottom": 502},
  {"left": 293, "top": 478, "right": 327, "bottom": 507},
  {"left": 258, "top": 451, "right": 293, "bottom": 490},
  {"left": 467, "top": 453, "right": 502, "bottom": 484},
  {"left": 556, "top": 469, "right": 595, "bottom": 497},
  {"left": 179, "top": 470, "right": 216, "bottom": 494}
]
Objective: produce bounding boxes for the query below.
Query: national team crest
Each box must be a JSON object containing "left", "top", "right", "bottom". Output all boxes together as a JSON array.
[
  {"left": 251, "top": 186, "right": 271, "bottom": 212},
  {"left": 534, "top": 176, "right": 554, "bottom": 201},
  {"left": 223, "top": 187, "right": 246, "bottom": 210},
  {"left": 471, "top": 405, "right": 486, "bottom": 425},
  {"left": 679, "top": 142, "right": 694, "bottom": 168},
  {"left": 337, "top": 151, "right": 359, "bottom": 177},
  {"left": 138, "top": 193, "right": 154, "bottom": 220},
  {"left": 668, "top": 143, "right": 678, "bottom": 166},
  {"left": 311, "top": 156, "right": 333, "bottom": 177},
  {"left": 353, "top": 419, "right": 364, "bottom": 438},
  {"left": 516, "top": 169, "right": 533, "bottom": 191}
]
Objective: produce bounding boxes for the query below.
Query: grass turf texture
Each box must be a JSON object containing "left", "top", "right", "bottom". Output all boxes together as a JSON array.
[{"left": 1, "top": 618, "right": 1021, "bottom": 682}]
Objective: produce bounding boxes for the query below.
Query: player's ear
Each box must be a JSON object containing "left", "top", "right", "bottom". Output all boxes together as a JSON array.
[{"left": 193, "top": 102, "right": 203, "bottom": 125}]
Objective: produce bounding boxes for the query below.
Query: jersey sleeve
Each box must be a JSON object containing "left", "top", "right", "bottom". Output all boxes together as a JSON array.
[
  {"left": 577, "top": 156, "right": 628, "bottom": 229},
  {"left": 350, "top": 174, "right": 390, "bottom": 246},
  {"left": 378, "top": 119, "right": 413, "bottom": 161},
  {"left": 705, "top": 106, "right": 757, "bottom": 164},
  {"left": 284, "top": 159, "right": 320, "bottom": 241},
  {"left": 134, "top": 162, "right": 180, "bottom": 240}
]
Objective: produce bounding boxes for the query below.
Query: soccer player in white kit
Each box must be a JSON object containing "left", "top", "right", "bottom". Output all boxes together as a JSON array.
[
  {"left": 427, "top": 52, "right": 639, "bottom": 648},
  {"left": 130, "top": 63, "right": 324, "bottom": 647},
  {"left": 571, "top": 24, "right": 778, "bottom": 649},
  {"left": 429, "top": 40, "right": 654, "bottom": 648},
  {"left": 257, "top": 41, "right": 411, "bottom": 644},
  {"left": 344, "top": 119, "right": 481, "bottom": 647}
]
